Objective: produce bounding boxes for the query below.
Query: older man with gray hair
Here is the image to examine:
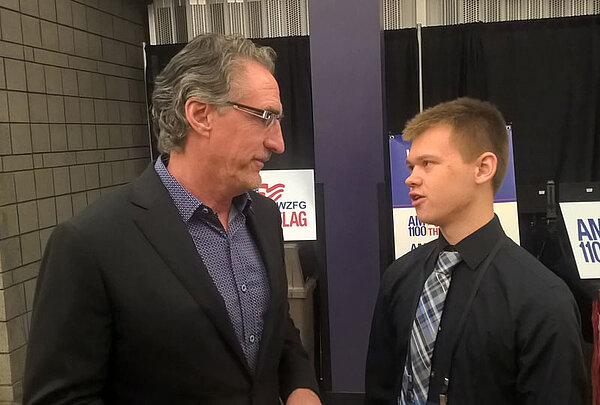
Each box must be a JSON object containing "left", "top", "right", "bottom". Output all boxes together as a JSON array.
[{"left": 24, "top": 33, "right": 321, "bottom": 405}]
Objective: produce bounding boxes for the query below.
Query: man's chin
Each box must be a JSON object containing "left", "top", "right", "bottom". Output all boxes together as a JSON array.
[
  {"left": 415, "top": 211, "right": 438, "bottom": 227},
  {"left": 245, "top": 174, "right": 262, "bottom": 192},
  {"left": 414, "top": 208, "right": 427, "bottom": 223}
]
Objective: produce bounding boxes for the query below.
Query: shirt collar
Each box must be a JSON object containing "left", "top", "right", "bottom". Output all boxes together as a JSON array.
[
  {"left": 154, "top": 155, "right": 253, "bottom": 223},
  {"left": 437, "top": 215, "right": 505, "bottom": 271}
]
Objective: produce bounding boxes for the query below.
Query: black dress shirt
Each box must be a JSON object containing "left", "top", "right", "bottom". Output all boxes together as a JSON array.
[{"left": 366, "top": 216, "right": 588, "bottom": 405}]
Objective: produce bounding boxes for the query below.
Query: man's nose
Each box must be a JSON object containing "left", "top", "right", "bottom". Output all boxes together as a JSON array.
[
  {"left": 405, "top": 169, "right": 419, "bottom": 187},
  {"left": 265, "top": 123, "right": 285, "bottom": 154}
]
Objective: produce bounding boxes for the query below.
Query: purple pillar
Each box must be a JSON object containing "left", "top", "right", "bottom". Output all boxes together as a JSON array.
[{"left": 308, "top": 0, "right": 385, "bottom": 395}]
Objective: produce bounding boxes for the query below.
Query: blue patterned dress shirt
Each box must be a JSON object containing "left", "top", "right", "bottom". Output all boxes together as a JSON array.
[{"left": 154, "top": 157, "right": 271, "bottom": 372}]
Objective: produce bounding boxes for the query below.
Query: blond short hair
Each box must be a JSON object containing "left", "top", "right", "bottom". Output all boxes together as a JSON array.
[{"left": 403, "top": 97, "right": 508, "bottom": 193}]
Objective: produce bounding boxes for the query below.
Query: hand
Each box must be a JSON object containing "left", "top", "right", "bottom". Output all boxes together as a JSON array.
[{"left": 286, "top": 388, "right": 322, "bottom": 405}]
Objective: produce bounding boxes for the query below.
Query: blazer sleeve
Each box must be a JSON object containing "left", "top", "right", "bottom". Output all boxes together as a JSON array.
[
  {"left": 515, "top": 283, "right": 588, "bottom": 405},
  {"left": 24, "top": 222, "right": 110, "bottom": 405},
  {"left": 365, "top": 277, "right": 399, "bottom": 405}
]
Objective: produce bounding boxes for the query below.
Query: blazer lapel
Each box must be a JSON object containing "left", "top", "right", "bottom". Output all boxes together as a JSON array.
[
  {"left": 246, "top": 198, "right": 287, "bottom": 377},
  {"left": 128, "top": 164, "right": 251, "bottom": 375}
]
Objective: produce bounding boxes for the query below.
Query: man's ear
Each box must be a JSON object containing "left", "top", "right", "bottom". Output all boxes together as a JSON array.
[
  {"left": 184, "top": 97, "right": 212, "bottom": 136},
  {"left": 475, "top": 152, "right": 497, "bottom": 186}
]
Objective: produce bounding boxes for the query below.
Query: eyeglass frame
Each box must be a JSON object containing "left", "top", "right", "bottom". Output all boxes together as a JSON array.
[{"left": 226, "top": 101, "right": 283, "bottom": 127}]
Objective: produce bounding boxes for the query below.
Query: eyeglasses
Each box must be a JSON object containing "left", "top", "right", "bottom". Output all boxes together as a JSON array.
[{"left": 226, "top": 101, "right": 283, "bottom": 127}]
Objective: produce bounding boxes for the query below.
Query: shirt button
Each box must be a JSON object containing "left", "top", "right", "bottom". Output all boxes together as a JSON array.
[
  {"left": 241, "top": 284, "right": 247, "bottom": 293},
  {"left": 249, "top": 334, "right": 256, "bottom": 343},
  {"left": 431, "top": 370, "right": 435, "bottom": 377},
  {"left": 201, "top": 207, "right": 209, "bottom": 214}
]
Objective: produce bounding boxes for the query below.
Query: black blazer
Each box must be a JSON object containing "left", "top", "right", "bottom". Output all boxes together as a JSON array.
[{"left": 24, "top": 164, "right": 318, "bottom": 405}]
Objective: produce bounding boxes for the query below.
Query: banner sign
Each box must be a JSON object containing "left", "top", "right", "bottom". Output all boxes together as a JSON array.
[
  {"left": 390, "top": 127, "right": 520, "bottom": 258},
  {"left": 258, "top": 169, "right": 317, "bottom": 241},
  {"left": 559, "top": 201, "right": 600, "bottom": 279}
]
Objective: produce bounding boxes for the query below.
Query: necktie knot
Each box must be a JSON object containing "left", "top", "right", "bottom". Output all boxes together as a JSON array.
[{"left": 435, "top": 250, "right": 462, "bottom": 275}]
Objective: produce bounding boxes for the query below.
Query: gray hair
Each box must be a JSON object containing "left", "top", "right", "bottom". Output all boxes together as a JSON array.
[{"left": 151, "top": 33, "right": 276, "bottom": 154}]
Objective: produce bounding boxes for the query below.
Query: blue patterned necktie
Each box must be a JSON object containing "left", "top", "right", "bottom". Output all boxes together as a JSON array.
[{"left": 399, "top": 250, "right": 462, "bottom": 405}]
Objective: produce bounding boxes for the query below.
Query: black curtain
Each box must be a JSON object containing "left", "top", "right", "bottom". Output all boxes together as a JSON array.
[
  {"left": 385, "top": 15, "right": 600, "bottom": 185},
  {"left": 144, "top": 36, "right": 314, "bottom": 169},
  {"left": 383, "top": 29, "right": 420, "bottom": 135}
]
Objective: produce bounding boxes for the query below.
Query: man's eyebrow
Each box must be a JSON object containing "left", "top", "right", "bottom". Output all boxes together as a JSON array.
[
  {"left": 409, "top": 154, "right": 438, "bottom": 162},
  {"left": 265, "top": 105, "right": 282, "bottom": 115}
]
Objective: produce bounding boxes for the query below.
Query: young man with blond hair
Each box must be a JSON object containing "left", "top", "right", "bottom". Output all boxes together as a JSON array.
[{"left": 366, "top": 98, "right": 587, "bottom": 405}]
